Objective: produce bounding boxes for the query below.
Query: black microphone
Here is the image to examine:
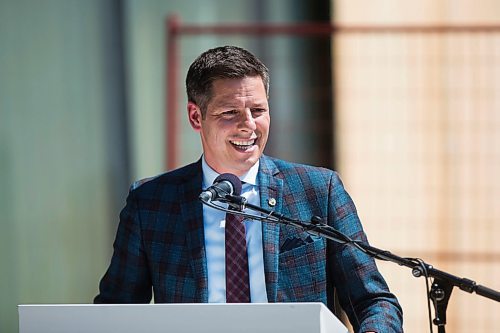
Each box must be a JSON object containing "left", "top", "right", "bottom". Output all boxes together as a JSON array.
[{"left": 199, "top": 173, "right": 242, "bottom": 203}]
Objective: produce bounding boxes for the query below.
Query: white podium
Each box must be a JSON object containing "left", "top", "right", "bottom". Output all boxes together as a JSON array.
[{"left": 18, "top": 302, "right": 348, "bottom": 333}]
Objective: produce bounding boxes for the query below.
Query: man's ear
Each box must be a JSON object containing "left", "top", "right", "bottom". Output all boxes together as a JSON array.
[{"left": 187, "top": 102, "right": 202, "bottom": 131}]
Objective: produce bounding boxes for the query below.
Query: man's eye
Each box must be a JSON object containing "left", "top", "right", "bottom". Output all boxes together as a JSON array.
[
  {"left": 251, "top": 108, "right": 266, "bottom": 114},
  {"left": 222, "top": 110, "right": 237, "bottom": 115}
]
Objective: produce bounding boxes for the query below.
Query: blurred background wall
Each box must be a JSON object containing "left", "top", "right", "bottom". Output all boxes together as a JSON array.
[
  {"left": 0, "top": 1, "right": 129, "bottom": 332},
  {"left": 1, "top": 0, "right": 499, "bottom": 332}
]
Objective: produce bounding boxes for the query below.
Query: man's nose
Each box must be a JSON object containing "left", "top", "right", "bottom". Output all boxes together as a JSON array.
[{"left": 239, "top": 109, "right": 256, "bottom": 131}]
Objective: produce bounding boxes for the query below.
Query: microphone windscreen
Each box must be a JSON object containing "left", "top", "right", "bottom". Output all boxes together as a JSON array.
[{"left": 214, "top": 173, "right": 242, "bottom": 196}]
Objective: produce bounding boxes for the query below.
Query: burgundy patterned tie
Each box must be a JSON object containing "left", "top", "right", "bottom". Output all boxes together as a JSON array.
[{"left": 225, "top": 212, "right": 250, "bottom": 302}]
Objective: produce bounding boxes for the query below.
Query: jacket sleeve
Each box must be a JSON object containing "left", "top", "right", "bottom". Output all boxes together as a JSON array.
[
  {"left": 328, "top": 172, "right": 403, "bottom": 332},
  {"left": 94, "top": 189, "right": 152, "bottom": 303}
]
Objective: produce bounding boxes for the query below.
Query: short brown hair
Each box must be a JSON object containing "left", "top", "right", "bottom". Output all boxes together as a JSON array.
[{"left": 186, "top": 46, "right": 269, "bottom": 117}]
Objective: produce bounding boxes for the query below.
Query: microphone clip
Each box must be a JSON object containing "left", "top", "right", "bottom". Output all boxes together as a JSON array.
[{"left": 226, "top": 194, "right": 247, "bottom": 211}]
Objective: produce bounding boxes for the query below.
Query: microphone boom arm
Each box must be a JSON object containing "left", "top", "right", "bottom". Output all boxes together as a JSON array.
[{"left": 200, "top": 193, "right": 500, "bottom": 333}]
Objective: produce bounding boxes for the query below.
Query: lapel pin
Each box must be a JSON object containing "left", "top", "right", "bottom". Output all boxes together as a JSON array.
[{"left": 268, "top": 198, "right": 276, "bottom": 207}]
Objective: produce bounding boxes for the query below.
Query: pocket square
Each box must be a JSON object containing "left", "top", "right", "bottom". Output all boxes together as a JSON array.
[{"left": 280, "top": 235, "right": 314, "bottom": 252}]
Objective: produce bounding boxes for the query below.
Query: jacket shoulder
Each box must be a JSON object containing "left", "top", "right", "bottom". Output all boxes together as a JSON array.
[
  {"left": 129, "top": 160, "right": 201, "bottom": 193},
  {"left": 262, "top": 155, "right": 336, "bottom": 180}
]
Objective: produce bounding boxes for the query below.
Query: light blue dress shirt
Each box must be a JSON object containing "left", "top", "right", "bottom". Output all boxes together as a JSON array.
[{"left": 202, "top": 157, "right": 268, "bottom": 303}]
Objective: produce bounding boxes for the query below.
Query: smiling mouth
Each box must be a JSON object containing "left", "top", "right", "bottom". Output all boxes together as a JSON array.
[{"left": 229, "top": 138, "right": 256, "bottom": 151}]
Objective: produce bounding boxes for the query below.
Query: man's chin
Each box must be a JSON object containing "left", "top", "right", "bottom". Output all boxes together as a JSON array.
[{"left": 227, "top": 156, "right": 260, "bottom": 175}]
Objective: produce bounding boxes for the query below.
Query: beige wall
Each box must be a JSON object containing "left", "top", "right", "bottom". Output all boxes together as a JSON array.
[{"left": 333, "top": 1, "right": 500, "bottom": 332}]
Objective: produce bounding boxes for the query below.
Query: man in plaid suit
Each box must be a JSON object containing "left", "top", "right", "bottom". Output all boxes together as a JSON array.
[{"left": 95, "top": 46, "right": 403, "bottom": 332}]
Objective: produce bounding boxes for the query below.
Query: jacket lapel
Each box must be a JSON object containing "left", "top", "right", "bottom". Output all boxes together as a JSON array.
[
  {"left": 258, "top": 156, "right": 283, "bottom": 302},
  {"left": 179, "top": 160, "right": 208, "bottom": 302}
]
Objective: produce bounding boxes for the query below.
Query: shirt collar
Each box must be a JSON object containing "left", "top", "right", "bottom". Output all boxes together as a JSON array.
[{"left": 202, "top": 156, "right": 259, "bottom": 188}]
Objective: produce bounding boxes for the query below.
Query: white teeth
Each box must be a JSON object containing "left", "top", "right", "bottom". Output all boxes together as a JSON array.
[{"left": 230, "top": 139, "right": 255, "bottom": 146}]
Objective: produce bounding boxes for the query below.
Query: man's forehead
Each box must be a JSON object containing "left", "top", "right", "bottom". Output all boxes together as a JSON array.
[
  {"left": 211, "top": 96, "right": 268, "bottom": 106},
  {"left": 208, "top": 77, "right": 268, "bottom": 106}
]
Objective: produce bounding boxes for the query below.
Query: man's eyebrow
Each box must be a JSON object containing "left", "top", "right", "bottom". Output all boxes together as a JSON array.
[
  {"left": 250, "top": 101, "right": 268, "bottom": 107},
  {"left": 213, "top": 101, "right": 268, "bottom": 108}
]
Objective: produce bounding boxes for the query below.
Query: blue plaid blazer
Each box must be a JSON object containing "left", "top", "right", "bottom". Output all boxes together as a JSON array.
[{"left": 95, "top": 155, "right": 403, "bottom": 332}]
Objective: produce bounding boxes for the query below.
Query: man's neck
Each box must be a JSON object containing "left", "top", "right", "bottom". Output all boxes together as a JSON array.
[{"left": 201, "top": 156, "right": 259, "bottom": 187}]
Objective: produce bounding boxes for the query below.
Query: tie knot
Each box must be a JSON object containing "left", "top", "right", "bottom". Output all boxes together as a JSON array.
[{"left": 226, "top": 213, "right": 244, "bottom": 224}]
